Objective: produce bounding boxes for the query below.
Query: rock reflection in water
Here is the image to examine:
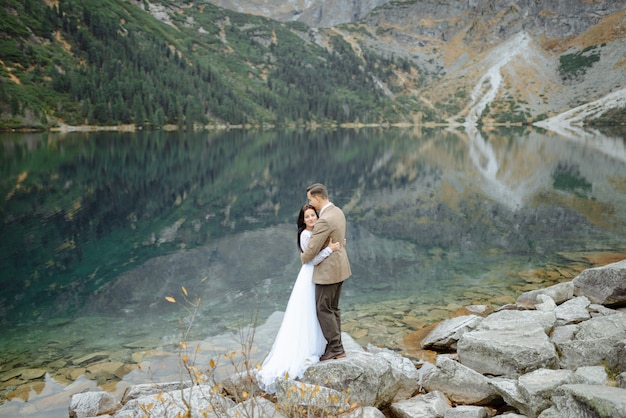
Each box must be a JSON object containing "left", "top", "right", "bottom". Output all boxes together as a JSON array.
[{"left": 0, "top": 126, "right": 625, "bottom": 416}]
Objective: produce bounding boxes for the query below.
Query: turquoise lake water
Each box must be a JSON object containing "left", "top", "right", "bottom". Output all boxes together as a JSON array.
[{"left": 0, "top": 126, "right": 625, "bottom": 416}]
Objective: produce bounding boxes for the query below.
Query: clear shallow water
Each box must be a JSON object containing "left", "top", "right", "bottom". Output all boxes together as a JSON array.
[{"left": 0, "top": 126, "right": 625, "bottom": 416}]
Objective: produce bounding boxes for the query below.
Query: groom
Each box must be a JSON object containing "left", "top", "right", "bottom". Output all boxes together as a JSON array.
[{"left": 301, "top": 183, "right": 352, "bottom": 361}]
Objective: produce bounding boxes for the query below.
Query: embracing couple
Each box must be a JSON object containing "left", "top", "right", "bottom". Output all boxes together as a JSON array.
[{"left": 257, "top": 183, "right": 352, "bottom": 393}]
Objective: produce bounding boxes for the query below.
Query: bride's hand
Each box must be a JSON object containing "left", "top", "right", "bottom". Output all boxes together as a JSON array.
[{"left": 329, "top": 237, "right": 341, "bottom": 252}]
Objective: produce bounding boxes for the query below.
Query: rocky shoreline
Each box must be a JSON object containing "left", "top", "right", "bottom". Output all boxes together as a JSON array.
[{"left": 67, "top": 258, "right": 626, "bottom": 418}]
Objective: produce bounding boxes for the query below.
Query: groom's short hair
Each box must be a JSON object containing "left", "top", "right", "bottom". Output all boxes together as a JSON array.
[{"left": 307, "top": 183, "right": 328, "bottom": 199}]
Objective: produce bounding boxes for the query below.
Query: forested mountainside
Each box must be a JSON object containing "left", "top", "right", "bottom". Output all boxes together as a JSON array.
[{"left": 1, "top": 0, "right": 624, "bottom": 131}]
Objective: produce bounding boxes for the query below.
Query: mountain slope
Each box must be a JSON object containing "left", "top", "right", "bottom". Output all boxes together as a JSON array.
[
  {"left": 0, "top": 0, "right": 422, "bottom": 130},
  {"left": 205, "top": 0, "right": 390, "bottom": 27},
  {"left": 1, "top": 0, "right": 625, "bottom": 130},
  {"left": 206, "top": 0, "right": 625, "bottom": 127},
  {"left": 349, "top": 0, "right": 626, "bottom": 125}
]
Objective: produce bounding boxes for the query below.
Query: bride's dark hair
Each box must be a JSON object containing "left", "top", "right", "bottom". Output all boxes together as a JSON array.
[{"left": 297, "top": 204, "right": 317, "bottom": 252}]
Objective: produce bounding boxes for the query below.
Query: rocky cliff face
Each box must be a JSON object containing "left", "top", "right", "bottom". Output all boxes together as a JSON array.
[
  {"left": 354, "top": 0, "right": 625, "bottom": 122},
  {"left": 208, "top": 0, "right": 391, "bottom": 27},
  {"left": 203, "top": 0, "right": 626, "bottom": 127},
  {"left": 209, "top": 0, "right": 620, "bottom": 37}
]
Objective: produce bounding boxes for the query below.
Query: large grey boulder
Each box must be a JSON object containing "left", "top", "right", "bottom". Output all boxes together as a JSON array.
[
  {"left": 457, "top": 310, "right": 559, "bottom": 377},
  {"left": 221, "top": 369, "right": 264, "bottom": 401},
  {"left": 69, "top": 391, "right": 120, "bottom": 418},
  {"left": 274, "top": 377, "right": 350, "bottom": 415},
  {"left": 457, "top": 326, "right": 558, "bottom": 377},
  {"left": 113, "top": 385, "right": 235, "bottom": 418},
  {"left": 540, "top": 384, "right": 626, "bottom": 417},
  {"left": 573, "top": 259, "right": 626, "bottom": 306},
  {"left": 302, "top": 349, "right": 414, "bottom": 408},
  {"left": 535, "top": 294, "right": 557, "bottom": 311},
  {"left": 606, "top": 339, "right": 626, "bottom": 374},
  {"left": 421, "top": 355, "right": 499, "bottom": 405},
  {"left": 549, "top": 324, "right": 577, "bottom": 344},
  {"left": 420, "top": 315, "right": 483, "bottom": 350},
  {"left": 554, "top": 296, "right": 591, "bottom": 325},
  {"left": 476, "top": 309, "right": 556, "bottom": 333},
  {"left": 366, "top": 344, "right": 421, "bottom": 401},
  {"left": 341, "top": 406, "right": 387, "bottom": 418},
  {"left": 555, "top": 312, "right": 626, "bottom": 369},
  {"left": 226, "top": 397, "right": 287, "bottom": 418},
  {"left": 589, "top": 303, "right": 621, "bottom": 317},
  {"left": 389, "top": 390, "right": 451, "bottom": 418},
  {"left": 488, "top": 377, "right": 528, "bottom": 416},
  {"left": 443, "top": 405, "right": 493, "bottom": 418},
  {"left": 574, "top": 366, "right": 608, "bottom": 385},
  {"left": 516, "top": 368, "right": 583, "bottom": 417},
  {"left": 517, "top": 282, "right": 574, "bottom": 308}
]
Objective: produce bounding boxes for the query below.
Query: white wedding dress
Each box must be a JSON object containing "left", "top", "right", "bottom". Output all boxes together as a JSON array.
[{"left": 256, "top": 229, "right": 330, "bottom": 393}]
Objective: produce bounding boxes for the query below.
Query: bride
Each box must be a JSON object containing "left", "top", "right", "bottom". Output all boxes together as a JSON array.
[{"left": 257, "top": 204, "right": 340, "bottom": 393}]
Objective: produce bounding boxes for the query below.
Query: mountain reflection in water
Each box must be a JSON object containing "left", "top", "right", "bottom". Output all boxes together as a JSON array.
[{"left": 0, "top": 127, "right": 625, "bottom": 415}]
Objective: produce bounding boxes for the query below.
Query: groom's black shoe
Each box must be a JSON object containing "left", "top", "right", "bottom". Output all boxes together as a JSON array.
[{"left": 320, "top": 351, "right": 346, "bottom": 361}]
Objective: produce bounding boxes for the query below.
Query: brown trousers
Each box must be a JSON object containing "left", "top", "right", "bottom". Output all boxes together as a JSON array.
[{"left": 315, "top": 281, "right": 344, "bottom": 354}]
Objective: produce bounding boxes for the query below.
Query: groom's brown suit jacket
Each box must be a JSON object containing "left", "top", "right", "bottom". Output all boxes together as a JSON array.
[{"left": 300, "top": 203, "right": 351, "bottom": 285}]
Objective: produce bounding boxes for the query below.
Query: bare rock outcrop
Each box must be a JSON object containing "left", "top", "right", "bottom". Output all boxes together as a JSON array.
[
  {"left": 70, "top": 259, "right": 626, "bottom": 418},
  {"left": 573, "top": 259, "right": 626, "bottom": 306}
]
